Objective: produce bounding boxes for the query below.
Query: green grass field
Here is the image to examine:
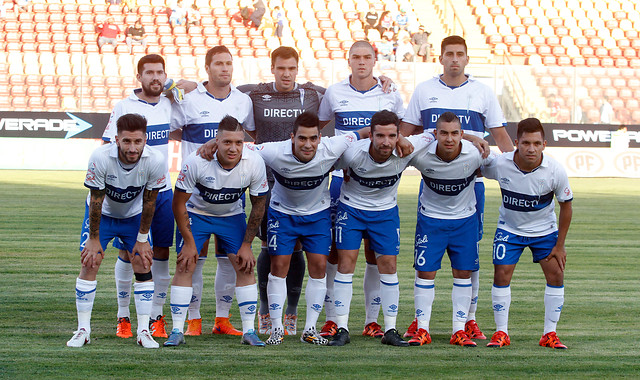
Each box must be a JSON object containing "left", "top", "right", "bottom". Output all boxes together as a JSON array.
[{"left": 0, "top": 170, "right": 638, "bottom": 379}]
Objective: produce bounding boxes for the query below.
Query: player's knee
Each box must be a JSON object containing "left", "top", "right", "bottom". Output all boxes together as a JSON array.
[{"left": 134, "top": 271, "right": 153, "bottom": 282}]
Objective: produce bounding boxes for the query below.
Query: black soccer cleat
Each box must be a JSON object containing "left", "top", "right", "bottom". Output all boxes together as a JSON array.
[
  {"left": 381, "top": 328, "right": 409, "bottom": 347},
  {"left": 328, "top": 327, "right": 351, "bottom": 346}
]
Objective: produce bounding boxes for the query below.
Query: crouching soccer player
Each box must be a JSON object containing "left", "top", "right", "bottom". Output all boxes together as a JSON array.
[
  {"left": 164, "top": 116, "right": 269, "bottom": 347},
  {"left": 482, "top": 118, "right": 573, "bottom": 349},
  {"left": 67, "top": 113, "right": 167, "bottom": 348}
]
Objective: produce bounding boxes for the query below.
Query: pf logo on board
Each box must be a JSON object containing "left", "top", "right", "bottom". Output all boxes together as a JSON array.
[
  {"left": 566, "top": 151, "right": 603, "bottom": 175},
  {"left": 614, "top": 152, "right": 640, "bottom": 175}
]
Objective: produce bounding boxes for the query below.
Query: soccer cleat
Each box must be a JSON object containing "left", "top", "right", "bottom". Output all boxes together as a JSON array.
[
  {"left": 265, "top": 327, "right": 285, "bottom": 345},
  {"left": 116, "top": 317, "right": 133, "bottom": 338},
  {"left": 258, "top": 312, "right": 271, "bottom": 335},
  {"left": 241, "top": 329, "right": 266, "bottom": 347},
  {"left": 408, "top": 328, "right": 432, "bottom": 346},
  {"left": 539, "top": 331, "right": 567, "bottom": 349},
  {"left": 301, "top": 327, "right": 328, "bottom": 345},
  {"left": 66, "top": 328, "right": 90, "bottom": 347},
  {"left": 284, "top": 314, "right": 298, "bottom": 336},
  {"left": 319, "top": 320, "right": 338, "bottom": 338},
  {"left": 362, "top": 322, "right": 384, "bottom": 338},
  {"left": 450, "top": 330, "right": 477, "bottom": 347},
  {"left": 137, "top": 330, "right": 160, "bottom": 349},
  {"left": 184, "top": 318, "right": 202, "bottom": 336},
  {"left": 404, "top": 318, "right": 418, "bottom": 338},
  {"left": 465, "top": 319, "right": 487, "bottom": 339},
  {"left": 328, "top": 327, "right": 351, "bottom": 346},
  {"left": 212, "top": 317, "right": 242, "bottom": 336},
  {"left": 381, "top": 328, "right": 410, "bottom": 347},
  {"left": 164, "top": 328, "right": 186, "bottom": 347},
  {"left": 487, "top": 331, "right": 511, "bottom": 348},
  {"left": 150, "top": 315, "right": 168, "bottom": 338}
]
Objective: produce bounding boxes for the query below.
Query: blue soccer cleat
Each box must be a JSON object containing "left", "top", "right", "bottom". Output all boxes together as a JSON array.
[
  {"left": 164, "top": 328, "right": 186, "bottom": 347},
  {"left": 241, "top": 329, "right": 266, "bottom": 347}
]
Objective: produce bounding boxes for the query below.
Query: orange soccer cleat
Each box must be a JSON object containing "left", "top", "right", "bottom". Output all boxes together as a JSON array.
[
  {"left": 487, "top": 331, "right": 511, "bottom": 348},
  {"left": 362, "top": 322, "right": 384, "bottom": 338},
  {"left": 212, "top": 317, "right": 243, "bottom": 336},
  {"left": 184, "top": 318, "right": 202, "bottom": 336},
  {"left": 150, "top": 315, "right": 168, "bottom": 338},
  {"left": 116, "top": 317, "right": 133, "bottom": 338},
  {"left": 450, "top": 330, "right": 477, "bottom": 347},
  {"left": 408, "top": 328, "right": 432, "bottom": 346},
  {"left": 403, "top": 318, "right": 417, "bottom": 338},
  {"left": 465, "top": 319, "right": 487, "bottom": 339},
  {"left": 539, "top": 331, "right": 567, "bottom": 349}
]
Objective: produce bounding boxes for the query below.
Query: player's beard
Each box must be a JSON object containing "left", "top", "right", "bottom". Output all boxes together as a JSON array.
[
  {"left": 142, "top": 80, "right": 164, "bottom": 97},
  {"left": 117, "top": 145, "right": 143, "bottom": 165}
]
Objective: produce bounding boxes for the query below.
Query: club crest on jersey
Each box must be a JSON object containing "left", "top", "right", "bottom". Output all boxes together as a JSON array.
[
  {"left": 463, "top": 163, "right": 470, "bottom": 174},
  {"left": 261, "top": 94, "right": 272, "bottom": 102},
  {"left": 538, "top": 179, "right": 546, "bottom": 191}
]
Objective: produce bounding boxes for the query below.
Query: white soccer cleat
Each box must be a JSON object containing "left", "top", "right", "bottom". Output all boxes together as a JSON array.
[
  {"left": 67, "top": 328, "right": 91, "bottom": 347},
  {"left": 137, "top": 330, "right": 160, "bottom": 349}
]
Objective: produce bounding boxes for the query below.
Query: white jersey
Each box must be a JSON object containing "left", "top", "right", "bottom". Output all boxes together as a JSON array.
[
  {"left": 410, "top": 140, "right": 487, "bottom": 220},
  {"left": 335, "top": 133, "right": 434, "bottom": 211},
  {"left": 318, "top": 76, "right": 405, "bottom": 177},
  {"left": 102, "top": 90, "right": 173, "bottom": 192},
  {"left": 84, "top": 143, "right": 167, "bottom": 219},
  {"left": 248, "top": 132, "right": 359, "bottom": 216},
  {"left": 482, "top": 151, "right": 573, "bottom": 237},
  {"left": 171, "top": 82, "right": 253, "bottom": 160},
  {"left": 175, "top": 147, "right": 269, "bottom": 218}
]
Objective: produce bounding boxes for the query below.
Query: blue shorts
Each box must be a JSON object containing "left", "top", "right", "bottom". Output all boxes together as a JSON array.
[
  {"left": 79, "top": 204, "right": 142, "bottom": 252},
  {"left": 329, "top": 175, "right": 343, "bottom": 227},
  {"left": 175, "top": 212, "right": 246, "bottom": 257},
  {"left": 413, "top": 213, "right": 479, "bottom": 272},
  {"left": 113, "top": 189, "right": 174, "bottom": 250},
  {"left": 335, "top": 202, "right": 400, "bottom": 256},
  {"left": 492, "top": 228, "right": 559, "bottom": 265},
  {"left": 474, "top": 182, "right": 485, "bottom": 241},
  {"left": 267, "top": 207, "right": 331, "bottom": 256}
]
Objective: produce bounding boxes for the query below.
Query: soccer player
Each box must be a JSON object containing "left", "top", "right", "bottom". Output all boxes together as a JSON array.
[
  {"left": 407, "top": 112, "right": 492, "bottom": 347},
  {"left": 328, "top": 110, "right": 434, "bottom": 347},
  {"left": 170, "top": 45, "right": 253, "bottom": 337},
  {"left": 102, "top": 54, "right": 174, "bottom": 340},
  {"left": 164, "top": 116, "right": 268, "bottom": 347},
  {"left": 482, "top": 118, "right": 573, "bottom": 349},
  {"left": 67, "top": 113, "right": 166, "bottom": 348},
  {"left": 400, "top": 35, "right": 514, "bottom": 340},
  {"left": 318, "top": 40, "right": 405, "bottom": 339}
]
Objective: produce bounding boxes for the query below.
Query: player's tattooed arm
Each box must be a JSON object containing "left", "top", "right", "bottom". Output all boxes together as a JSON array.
[
  {"left": 172, "top": 190, "right": 198, "bottom": 268},
  {"left": 131, "top": 189, "right": 159, "bottom": 270},
  {"left": 236, "top": 194, "right": 267, "bottom": 273},
  {"left": 81, "top": 189, "right": 106, "bottom": 268},
  {"left": 139, "top": 189, "right": 159, "bottom": 234}
]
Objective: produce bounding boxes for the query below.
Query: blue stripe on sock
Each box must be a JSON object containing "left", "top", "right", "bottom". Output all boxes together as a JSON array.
[
  {"left": 134, "top": 290, "right": 154, "bottom": 295},
  {"left": 170, "top": 303, "right": 190, "bottom": 308},
  {"left": 453, "top": 283, "right": 472, "bottom": 287},
  {"left": 76, "top": 287, "right": 96, "bottom": 294},
  {"left": 546, "top": 284, "right": 564, "bottom": 289},
  {"left": 117, "top": 256, "right": 131, "bottom": 263},
  {"left": 493, "top": 283, "right": 510, "bottom": 288},
  {"left": 415, "top": 283, "right": 435, "bottom": 289},
  {"left": 334, "top": 280, "right": 352, "bottom": 284},
  {"left": 238, "top": 301, "right": 257, "bottom": 307},
  {"left": 381, "top": 281, "right": 399, "bottom": 286}
]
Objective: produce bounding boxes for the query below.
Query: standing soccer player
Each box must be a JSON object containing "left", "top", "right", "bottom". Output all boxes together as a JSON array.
[
  {"left": 102, "top": 54, "right": 174, "bottom": 340},
  {"left": 318, "top": 40, "right": 405, "bottom": 339},
  {"left": 400, "top": 35, "right": 514, "bottom": 340},
  {"left": 328, "top": 110, "right": 434, "bottom": 347},
  {"left": 67, "top": 114, "right": 166, "bottom": 348},
  {"left": 482, "top": 118, "right": 573, "bottom": 349},
  {"left": 407, "top": 112, "right": 491, "bottom": 347},
  {"left": 170, "top": 45, "right": 253, "bottom": 337},
  {"left": 164, "top": 116, "right": 268, "bottom": 347}
]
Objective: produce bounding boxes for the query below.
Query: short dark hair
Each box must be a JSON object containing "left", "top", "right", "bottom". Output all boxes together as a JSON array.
[
  {"left": 293, "top": 111, "right": 319, "bottom": 134},
  {"left": 516, "top": 117, "right": 545, "bottom": 139},
  {"left": 441, "top": 35, "right": 467, "bottom": 54},
  {"left": 218, "top": 115, "right": 243, "bottom": 133},
  {"left": 436, "top": 111, "right": 461, "bottom": 129},
  {"left": 370, "top": 110, "right": 399, "bottom": 132},
  {"left": 205, "top": 45, "right": 232, "bottom": 67},
  {"left": 117, "top": 113, "right": 147, "bottom": 135},
  {"left": 349, "top": 40, "right": 375, "bottom": 57},
  {"left": 271, "top": 46, "right": 299, "bottom": 67},
  {"left": 137, "top": 54, "right": 165, "bottom": 74}
]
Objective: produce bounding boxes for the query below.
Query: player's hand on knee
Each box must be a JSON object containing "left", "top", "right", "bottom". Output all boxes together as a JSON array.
[
  {"left": 131, "top": 241, "right": 154, "bottom": 270},
  {"left": 196, "top": 138, "right": 218, "bottom": 160},
  {"left": 546, "top": 245, "right": 566, "bottom": 272},
  {"left": 237, "top": 244, "right": 256, "bottom": 274},
  {"left": 81, "top": 238, "right": 103, "bottom": 268},
  {"left": 177, "top": 243, "right": 198, "bottom": 272}
]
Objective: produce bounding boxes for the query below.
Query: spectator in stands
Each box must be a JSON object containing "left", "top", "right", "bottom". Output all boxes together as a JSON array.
[
  {"left": 234, "top": 0, "right": 253, "bottom": 27},
  {"left": 126, "top": 19, "right": 146, "bottom": 54},
  {"left": 411, "top": 25, "right": 430, "bottom": 62},
  {"left": 96, "top": 17, "right": 121, "bottom": 53},
  {"left": 599, "top": 96, "right": 614, "bottom": 124},
  {"left": 187, "top": 3, "right": 202, "bottom": 30},
  {"left": 395, "top": 35, "right": 414, "bottom": 62},
  {"left": 395, "top": 9, "right": 409, "bottom": 31},
  {"left": 169, "top": 0, "right": 188, "bottom": 29},
  {"left": 377, "top": 10, "right": 392, "bottom": 35},
  {"left": 273, "top": 6, "right": 284, "bottom": 45},
  {"left": 363, "top": 4, "right": 379, "bottom": 35},
  {"left": 250, "top": 0, "right": 266, "bottom": 30},
  {"left": 377, "top": 35, "right": 395, "bottom": 62}
]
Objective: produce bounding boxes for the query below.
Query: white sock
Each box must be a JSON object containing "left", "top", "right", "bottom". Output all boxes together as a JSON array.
[
  {"left": 451, "top": 277, "right": 472, "bottom": 334},
  {"left": 114, "top": 257, "right": 132, "bottom": 319},
  {"left": 544, "top": 284, "right": 564, "bottom": 335},
  {"left": 333, "top": 271, "right": 353, "bottom": 330},
  {"left": 414, "top": 277, "right": 435, "bottom": 331},
  {"left": 169, "top": 285, "right": 192, "bottom": 333},
  {"left": 267, "top": 273, "right": 286, "bottom": 331},
  {"left": 492, "top": 284, "right": 511, "bottom": 334},
  {"left": 188, "top": 258, "right": 205, "bottom": 320},
  {"left": 324, "top": 262, "right": 337, "bottom": 322},
  {"left": 304, "top": 276, "right": 327, "bottom": 331},
  {"left": 236, "top": 284, "right": 258, "bottom": 334},
  {"left": 75, "top": 278, "right": 97, "bottom": 333},
  {"left": 150, "top": 258, "right": 171, "bottom": 318},
  {"left": 379, "top": 273, "right": 399, "bottom": 332},
  {"left": 468, "top": 269, "right": 480, "bottom": 321},
  {"left": 363, "top": 263, "right": 381, "bottom": 325},
  {"left": 133, "top": 281, "right": 154, "bottom": 334},
  {"left": 215, "top": 256, "right": 236, "bottom": 318}
]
